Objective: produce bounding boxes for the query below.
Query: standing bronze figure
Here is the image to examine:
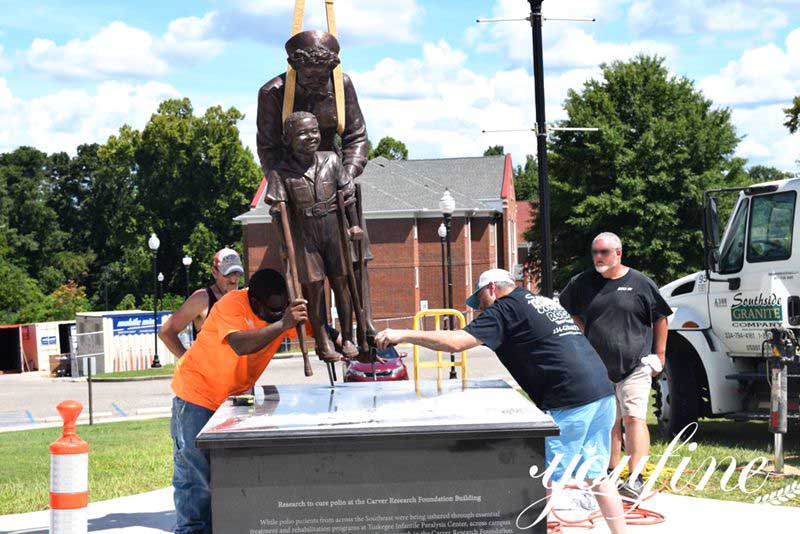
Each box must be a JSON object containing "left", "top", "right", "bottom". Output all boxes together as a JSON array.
[
  {"left": 257, "top": 30, "right": 379, "bottom": 363},
  {"left": 266, "top": 112, "right": 363, "bottom": 362}
]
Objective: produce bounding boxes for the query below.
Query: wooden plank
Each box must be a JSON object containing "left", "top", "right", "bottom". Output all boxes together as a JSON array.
[
  {"left": 326, "top": 0, "right": 346, "bottom": 134},
  {"left": 282, "top": 0, "right": 307, "bottom": 125}
]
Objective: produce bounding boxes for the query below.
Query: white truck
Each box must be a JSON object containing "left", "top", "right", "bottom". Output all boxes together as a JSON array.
[{"left": 658, "top": 178, "right": 799, "bottom": 466}]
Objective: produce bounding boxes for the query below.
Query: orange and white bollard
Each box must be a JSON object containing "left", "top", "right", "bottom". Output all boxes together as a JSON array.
[{"left": 49, "top": 400, "right": 89, "bottom": 534}]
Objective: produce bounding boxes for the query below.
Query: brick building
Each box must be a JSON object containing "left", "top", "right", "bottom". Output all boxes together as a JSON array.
[{"left": 236, "top": 154, "right": 533, "bottom": 329}]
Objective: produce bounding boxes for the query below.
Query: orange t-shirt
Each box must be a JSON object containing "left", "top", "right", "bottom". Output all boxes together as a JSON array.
[{"left": 171, "top": 288, "right": 287, "bottom": 411}]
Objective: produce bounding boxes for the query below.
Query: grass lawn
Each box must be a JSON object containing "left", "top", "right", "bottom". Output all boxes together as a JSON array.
[
  {"left": 0, "top": 418, "right": 172, "bottom": 515},
  {"left": 92, "top": 364, "right": 174, "bottom": 379},
  {"left": 644, "top": 394, "right": 800, "bottom": 506}
]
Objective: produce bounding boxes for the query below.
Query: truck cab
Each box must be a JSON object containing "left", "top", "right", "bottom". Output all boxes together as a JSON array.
[{"left": 657, "top": 178, "right": 800, "bottom": 436}]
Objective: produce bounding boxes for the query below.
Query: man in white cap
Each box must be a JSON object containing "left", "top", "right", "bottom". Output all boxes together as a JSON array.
[
  {"left": 376, "top": 269, "right": 628, "bottom": 533},
  {"left": 160, "top": 247, "right": 245, "bottom": 358}
]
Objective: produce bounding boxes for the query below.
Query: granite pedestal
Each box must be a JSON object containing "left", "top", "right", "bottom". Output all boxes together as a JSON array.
[{"left": 196, "top": 379, "right": 559, "bottom": 533}]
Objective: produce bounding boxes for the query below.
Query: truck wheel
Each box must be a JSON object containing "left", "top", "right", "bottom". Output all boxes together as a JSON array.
[{"left": 654, "top": 353, "right": 699, "bottom": 438}]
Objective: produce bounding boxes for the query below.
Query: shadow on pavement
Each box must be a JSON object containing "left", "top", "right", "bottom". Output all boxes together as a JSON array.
[{"left": 6, "top": 510, "right": 175, "bottom": 533}]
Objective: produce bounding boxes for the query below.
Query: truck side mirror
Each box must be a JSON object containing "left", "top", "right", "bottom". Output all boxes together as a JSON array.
[
  {"left": 704, "top": 197, "right": 721, "bottom": 248},
  {"left": 703, "top": 196, "right": 721, "bottom": 272}
]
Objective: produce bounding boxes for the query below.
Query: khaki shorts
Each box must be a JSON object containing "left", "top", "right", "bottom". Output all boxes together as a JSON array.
[{"left": 614, "top": 363, "right": 652, "bottom": 421}]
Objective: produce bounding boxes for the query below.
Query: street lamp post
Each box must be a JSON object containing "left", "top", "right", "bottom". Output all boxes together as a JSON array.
[
  {"left": 437, "top": 223, "right": 447, "bottom": 312},
  {"left": 439, "top": 190, "right": 457, "bottom": 379},
  {"left": 528, "top": 0, "right": 553, "bottom": 298},
  {"left": 158, "top": 272, "right": 164, "bottom": 309},
  {"left": 148, "top": 233, "right": 162, "bottom": 368},
  {"left": 182, "top": 255, "right": 192, "bottom": 298}
]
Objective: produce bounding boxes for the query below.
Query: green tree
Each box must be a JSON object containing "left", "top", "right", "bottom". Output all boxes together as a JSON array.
[
  {"left": 115, "top": 294, "right": 137, "bottom": 311},
  {"left": 48, "top": 281, "right": 91, "bottom": 321},
  {"left": 0, "top": 260, "right": 49, "bottom": 323},
  {"left": 514, "top": 155, "right": 538, "bottom": 201},
  {"left": 82, "top": 126, "right": 144, "bottom": 306},
  {"left": 368, "top": 136, "right": 408, "bottom": 160},
  {"left": 483, "top": 145, "right": 504, "bottom": 156},
  {"left": 537, "top": 55, "right": 748, "bottom": 288},
  {"left": 134, "top": 99, "right": 260, "bottom": 298},
  {"left": 142, "top": 293, "right": 185, "bottom": 312},
  {"left": 784, "top": 96, "right": 800, "bottom": 134},
  {"left": 0, "top": 147, "right": 69, "bottom": 286},
  {"left": 183, "top": 222, "right": 221, "bottom": 289},
  {"left": 747, "top": 165, "right": 794, "bottom": 182}
]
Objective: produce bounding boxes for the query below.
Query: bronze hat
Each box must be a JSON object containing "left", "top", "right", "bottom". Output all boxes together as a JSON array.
[{"left": 285, "top": 30, "right": 340, "bottom": 56}]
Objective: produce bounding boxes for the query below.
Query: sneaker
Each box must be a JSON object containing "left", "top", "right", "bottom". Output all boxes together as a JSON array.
[
  {"left": 552, "top": 487, "right": 598, "bottom": 511},
  {"left": 571, "top": 489, "right": 599, "bottom": 511},
  {"left": 618, "top": 475, "right": 645, "bottom": 501}
]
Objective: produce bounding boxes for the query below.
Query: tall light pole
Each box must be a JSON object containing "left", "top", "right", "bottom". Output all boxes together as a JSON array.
[
  {"left": 528, "top": 0, "right": 553, "bottom": 298},
  {"left": 148, "top": 233, "right": 162, "bottom": 368},
  {"left": 476, "top": 2, "right": 595, "bottom": 296},
  {"left": 158, "top": 272, "right": 164, "bottom": 308},
  {"left": 182, "top": 255, "right": 192, "bottom": 298},
  {"left": 437, "top": 223, "right": 447, "bottom": 312},
  {"left": 439, "top": 189, "right": 457, "bottom": 379}
]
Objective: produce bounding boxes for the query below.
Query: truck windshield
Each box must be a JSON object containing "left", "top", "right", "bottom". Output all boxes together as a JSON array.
[
  {"left": 747, "top": 192, "right": 796, "bottom": 263},
  {"left": 718, "top": 198, "right": 749, "bottom": 274}
]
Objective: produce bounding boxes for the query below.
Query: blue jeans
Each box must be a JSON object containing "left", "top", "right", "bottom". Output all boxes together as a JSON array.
[
  {"left": 171, "top": 397, "right": 214, "bottom": 534},
  {"left": 545, "top": 395, "right": 615, "bottom": 482}
]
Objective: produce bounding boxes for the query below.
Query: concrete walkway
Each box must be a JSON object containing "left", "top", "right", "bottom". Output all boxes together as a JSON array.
[
  {"left": 2, "top": 487, "right": 799, "bottom": 533},
  {"left": 0, "top": 488, "right": 175, "bottom": 533}
]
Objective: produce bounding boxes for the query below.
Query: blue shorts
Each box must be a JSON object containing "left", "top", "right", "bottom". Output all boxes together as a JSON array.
[{"left": 545, "top": 395, "right": 615, "bottom": 482}]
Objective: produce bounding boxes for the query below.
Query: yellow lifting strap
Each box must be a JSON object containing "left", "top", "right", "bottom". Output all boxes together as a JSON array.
[
  {"left": 282, "top": 0, "right": 346, "bottom": 135},
  {"left": 412, "top": 309, "right": 468, "bottom": 389}
]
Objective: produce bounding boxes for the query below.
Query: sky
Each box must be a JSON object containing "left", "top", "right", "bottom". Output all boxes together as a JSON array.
[{"left": 1, "top": 0, "right": 799, "bottom": 171}]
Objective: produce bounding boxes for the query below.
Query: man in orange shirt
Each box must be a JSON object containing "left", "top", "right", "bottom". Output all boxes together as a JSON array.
[{"left": 170, "top": 268, "right": 307, "bottom": 534}]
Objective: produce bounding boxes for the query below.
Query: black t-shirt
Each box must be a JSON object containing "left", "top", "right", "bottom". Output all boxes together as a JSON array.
[
  {"left": 464, "top": 287, "right": 613, "bottom": 410},
  {"left": 559, "top": 268, "right": 673, "bottom": 382}
]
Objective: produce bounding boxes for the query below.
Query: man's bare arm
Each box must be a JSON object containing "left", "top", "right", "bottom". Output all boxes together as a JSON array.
[
  {"left": 376, "top": 329, "right": 482, "bottom": 353},
  {"left": 159, "top": 290, "right": 209, "bottom": 358},
  {"left": 571, "top": 315, "right": 586, "bottom": 333},
  {"left": 227, "top": 299, "right": 308, "bottom": 356},
  {"left": 652, "top": 317, "right": 668, "bottom": 367},
  {"left": 227, "top": 323, "right": 288, "bottom": 357}
]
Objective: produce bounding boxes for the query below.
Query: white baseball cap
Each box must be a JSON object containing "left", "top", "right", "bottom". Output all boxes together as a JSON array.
[
  {"left": 466, "top": 268, "right": 515, "bottom": 309},
  {"left": 214, "top": 248, "right": 244, "bottom": 276}
]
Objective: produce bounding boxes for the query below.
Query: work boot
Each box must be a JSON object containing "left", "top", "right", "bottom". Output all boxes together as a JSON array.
[{"left": 618, "top": 475, "right": 645, "bottom": 501}]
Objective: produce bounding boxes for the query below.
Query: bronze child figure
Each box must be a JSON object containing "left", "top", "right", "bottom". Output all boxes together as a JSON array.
[{"left": 265, "top": 111, "right": 363, "bottom": 363}]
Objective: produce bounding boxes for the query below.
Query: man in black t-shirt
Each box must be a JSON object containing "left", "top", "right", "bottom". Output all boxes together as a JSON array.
[
  {"left": 376, "top": 269, "right": 628, "bottom": 533},
  {"left": 559, "top": 232, "right": 672, "bottom": 500}
]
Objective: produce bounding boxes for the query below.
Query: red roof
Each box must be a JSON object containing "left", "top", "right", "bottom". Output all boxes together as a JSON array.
[
  {"left": 251, "top": 177, "right": 268, "bottom": 208},
  {"left": 500, "top": 154, "right": 513, "bottom": 199}
]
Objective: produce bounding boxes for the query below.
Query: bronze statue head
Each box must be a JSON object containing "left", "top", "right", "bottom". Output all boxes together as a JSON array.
[
  {"left": 285, "top": 30, "right": 340, "bottom": 69},
  {"left": 283, "top": 111, "right": 320, "bottom": 156},
  {"left": 285, "top": 30, "right": 341, "bottom": 92}
]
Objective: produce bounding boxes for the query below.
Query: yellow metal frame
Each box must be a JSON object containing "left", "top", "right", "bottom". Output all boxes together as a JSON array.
[{"left": 413, "top": 309, "right": 468, "bottom": 388}]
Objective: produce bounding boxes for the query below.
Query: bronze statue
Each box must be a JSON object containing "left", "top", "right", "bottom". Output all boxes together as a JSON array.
[
  {"left": 265, "top": 112, "right": 362, "bottom": 362},
  {"left": 257, "top": 30, "right": 379, "bottom": 361}
]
